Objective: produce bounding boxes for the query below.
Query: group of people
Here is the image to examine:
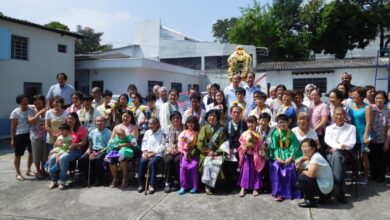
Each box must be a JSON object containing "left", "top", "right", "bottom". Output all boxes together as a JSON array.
[{"left": 10, "top": 71, "right": 390, "bottom": 208}]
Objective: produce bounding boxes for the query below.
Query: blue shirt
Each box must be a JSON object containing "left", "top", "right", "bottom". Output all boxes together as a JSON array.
[
  {"left": 46, "top": 83, "right": 75, "bottom": 106},
  {"left": 224, "top": 85, "right": 239, "bottom": 108},
  {"left": 244, "top": 84, "right": 261, "bottom": 110},
  {"left": 88, "top": 127, "right": 112, "bottom": 151}
]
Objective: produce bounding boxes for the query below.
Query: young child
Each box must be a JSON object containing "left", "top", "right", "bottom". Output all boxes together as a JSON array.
[
  {"left": 177, "top": 116, "right": 200, "bottom": 195},
  {"left": 105, "top": 128, "right": 138, "bottom": 163},
  {"left": 48, "top": 124, "right": 72, "bottom": 164},
  {"left": 238, "top": 116, "right": 266, "bottom": 197}
]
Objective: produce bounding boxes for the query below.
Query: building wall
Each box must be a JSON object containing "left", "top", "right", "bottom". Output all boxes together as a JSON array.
[
  {"left": 0, "top": 20, "right": 76, "bottom": 138},
  {"left": 266, "top": 67, "right": 389, "bottom": 94},
  {"left": 86, "top": 68, "right": 201, "bottom": 96}
]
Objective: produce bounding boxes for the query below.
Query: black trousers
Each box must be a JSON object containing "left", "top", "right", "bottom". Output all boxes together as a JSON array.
[
  {"left": 164, "top": 153, "right": 180, "bottom": 184},
  {"left": 261, "top": 160, "right": 271, "bottom": 192},
  {"left": 221, "top": 161, "right": 238, "bottom": 192},
  {"left": 298, "top": 174, "right": 326, "bottom": 202},
  {"left": 78, "top": 151, "right": 106, "bottom": 184},
  {"left": 327, "top": 150, "right": 352, "bottom": 195},
  {"left": 369, "top": 143, "right": 386, "bottom": 180}
]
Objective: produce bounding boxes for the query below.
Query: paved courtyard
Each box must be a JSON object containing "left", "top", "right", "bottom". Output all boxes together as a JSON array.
[{"left": 1, "top": 140, "right": 390, "bottom": 220}]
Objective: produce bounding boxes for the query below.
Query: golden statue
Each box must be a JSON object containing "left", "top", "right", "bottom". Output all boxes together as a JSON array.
[{"left": 227, "top": 46, "right": 252, "bottom": 82}]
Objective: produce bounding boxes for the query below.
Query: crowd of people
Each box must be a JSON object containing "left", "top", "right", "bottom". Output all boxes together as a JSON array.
[{"left": 9, "top": 71, "right": 390, "bottom": 208}]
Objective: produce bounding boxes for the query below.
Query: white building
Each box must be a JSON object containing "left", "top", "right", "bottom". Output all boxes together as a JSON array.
[
  {"left": 259, "top": 58, "right": 389, "bottom": 95},
  {"left": 0, "top": 15, "right": 80, "bottom": 138},
  {"left": 77, "top": 20, "right": 265, "bottom": 93}
]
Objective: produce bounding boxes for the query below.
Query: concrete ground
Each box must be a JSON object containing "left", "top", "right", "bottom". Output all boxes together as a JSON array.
[{"left": 1, "top": 139, "right": 390, "bottom": 220}]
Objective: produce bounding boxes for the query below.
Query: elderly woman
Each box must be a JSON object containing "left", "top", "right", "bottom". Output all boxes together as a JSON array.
[
  {"left": 164, "top": 111, "right": 183, "bottom": 193},
  {"left": 48, "top": 112, "right": 87, "bottom": 190},
  {"left": 66, "top": 91, "right": 83, "bottom": 114},
  {"left": 276, "top": 90, "right": 297, "bottom": 128},
  {"left": 269, "top": 114, "right": 302, "bottom": 202},
  {"left": 296, "top": 138, "right": 333, "bottom": 208},
  {"left": 28, "top": 94, "right": 48, "bottom": 179},
  {"left": 292, "top": 112, "right": 321, "bottom": 150},
  {"left": 45, "top": 96, "right": 68, "bottom": 153},
  {"left": 196, "top": 109, "right": 228, "bottom": 195},
  {"left": 10, "top": 94, "right": 34, "bottom": 181},
  {"left": 138, "top": 117, "right": 165, "bottom": 194},
  {"left": 369, "top": 91, "right": 390, "bottom": 183}
]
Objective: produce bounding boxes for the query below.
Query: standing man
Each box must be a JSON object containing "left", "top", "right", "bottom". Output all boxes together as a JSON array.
[
  {"left": 156, "top": 86, "right": 168, "bottom": 110},
  {"left": 92, "top": 87, "right": 103, "bottom": 109},
  {"left": 341, "top": 72, "right": 356, "bottom": 91},
  {"left": 224, "top": 74, "right": 242, "bottom": 108},
  {"left": 244, "top": 72, "right": 260, "bottom": 110},
  {"left": 203, "top": 84, "right": 212, "bottom": 106},
  {"left": 153, "top": 84, "right": 161, "bottom": 100},
  {"left": 46, "top": 72, "right": 74, "bottom": 108}
]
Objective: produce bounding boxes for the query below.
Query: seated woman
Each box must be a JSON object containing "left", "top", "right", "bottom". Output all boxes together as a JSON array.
[
  {"left": 269, "top": 114, "right": 302, "bottom": 202},
  {"left": 138, "top": 117, "right": 165, "bottom": 194},
  {"left": 164, "top": 111, "right": 183, "bottom": 193},
  {"left": 238, "top": 116, "right": 266, "bottom": 197},
  {"left": 48, "top": 112, "right": 87, "bottom": 190},
  {"left": 296, "top": 138, "right": 334, "bottom": 208},
  {"left": 104, "top": 128, "right": 137, "bottom": 188},
  {"left": 177, "top": 116, "right": 200, "bottom": 195},
  {"left": 196, "top": 109, "right": 228, "bottom": 195}
]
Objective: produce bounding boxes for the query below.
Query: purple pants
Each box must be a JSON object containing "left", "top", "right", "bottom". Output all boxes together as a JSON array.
[
  {"left": 180, "top": 156, "right": 199, "bottom": 190},
  {"left": 269, "top": 160, "right": 301, "bottom": 199},
  {"left": 239, "top": 154, "right": 262, "bottom": 190}
]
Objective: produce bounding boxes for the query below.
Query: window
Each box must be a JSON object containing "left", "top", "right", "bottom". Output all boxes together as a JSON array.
[
  {"left": 293, "top": 78, "right": 327, "bottom": 93},
  {"left": 24, "top": 82, "right": 42, "bottom": 104},
  {"left": 148, "top": 81, "right": 163, "bottom": 93},
  {"left": 192, "top": 84, "right": 199, "bottom": 91},
  {"left": 58, "top": 44, "right": 67, "bottom": 53},
  {"left": 11, "top": 35, "right": 28, "bottom": 60},
  {"left": 171, "top": 82, "right": 182, "bottom": 93},
  {"left": 92, "top": 81, "right": 104, "bottom": 91}
]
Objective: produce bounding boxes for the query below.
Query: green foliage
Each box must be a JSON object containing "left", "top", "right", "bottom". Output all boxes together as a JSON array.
[
  {"left": 75, "top": 25, "right": 113, "bottom": 54},
  {"left": 212, "top": 18, "right": 238, "bottom": 43},
  {"left": 44, "top": 21, "right": 70, "bottom": 32},
  {"left": 216, "top": 0, "right": 388, "bottom": 60}
]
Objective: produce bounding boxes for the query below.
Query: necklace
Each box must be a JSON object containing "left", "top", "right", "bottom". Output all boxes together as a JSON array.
[{"left": 278, "top": 128, "right": 290, "bottom": 149}]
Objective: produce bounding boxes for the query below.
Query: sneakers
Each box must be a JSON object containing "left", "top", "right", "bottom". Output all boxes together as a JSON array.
[
  {"left": 164, "top": 183, "right": 171, "bottom": 193},
  {"left": 137, "top": 186, "right": 145, "bottom": 193},
  {"left": 189, "top": 188, "right": 197, "bottom": 194},
  {"left": 358, "top": 177, "right": 368, "bottom": 185},
  {"left": 178, "top": 188, "right": 185, "bottom": 195},
  {"left": 148, "top": 186, "right": 155, "bottom": 194}
]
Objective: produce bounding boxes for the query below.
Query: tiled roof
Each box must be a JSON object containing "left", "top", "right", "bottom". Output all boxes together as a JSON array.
[
  {"left": 0, "top": 15, "right": 82, "bottom": 39},
  {"left": 257, "top": 58, "right": 389, "bottom": 71}
]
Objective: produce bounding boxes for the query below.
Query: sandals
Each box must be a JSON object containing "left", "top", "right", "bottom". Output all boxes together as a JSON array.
[
  {"left": 205, "top": 186, "right": 213, "bottom": 195},
  {"left": 48, "top": 182, "right": 57, "bottom": 189},
  {"left": 275, "top": 195, "right": 284, "bottom": 202},
  {"left": 109, "top": 179, "right": 118, "bottom": 188},
  {"left": 25, "top": 170, "right": 35, "bottom": 177},
  {"left": 121, "top": 179, "right": 128, "bottom": 189},
  {"left": 57, "top": 184, "right": 65, "bottom": 190},
  {"left": 239, "top": 189, "right": 246, "bottom": 197},
  {"left": 16, "top": 174, "right": 25, "bottom": 181}
]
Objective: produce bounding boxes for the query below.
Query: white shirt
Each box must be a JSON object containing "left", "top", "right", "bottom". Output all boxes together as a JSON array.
[
  {"left": 182, "top": 108, "right": 206, "bottom": 127},
  {"left": 141, "top": 129, "right": 165, "bottom": 157},
  {"left": 309, "top": 152, "right": 334, "bottom": 194},
  {"left": 324, "top": 123, "right": 356, "bottom": 150},
  {"left": 292, "top": 127, "right": 318, "bottom": 143}
]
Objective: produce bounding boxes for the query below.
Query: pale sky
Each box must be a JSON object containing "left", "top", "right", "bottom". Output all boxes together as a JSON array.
[{"left": 1, "top": 0, "right": 272, "bottom": 47}]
